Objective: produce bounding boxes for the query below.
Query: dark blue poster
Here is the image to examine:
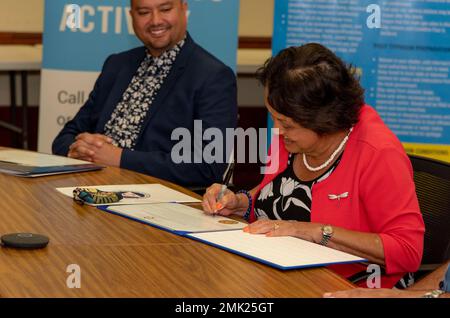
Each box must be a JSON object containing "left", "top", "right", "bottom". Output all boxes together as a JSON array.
[{"left": 272, "top": 0, "right": 450, "bottom": 162}]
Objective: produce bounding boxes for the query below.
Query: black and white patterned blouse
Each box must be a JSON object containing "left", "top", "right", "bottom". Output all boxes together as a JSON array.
[
  {"left": 104, "top": 38, "right": 185, "bottom": 149},
  {"left": 254, "top": 152, "right": 416, "bottom": 289},
  {"left": 254, "top": 153, "right": 342, "bottom": 222}
]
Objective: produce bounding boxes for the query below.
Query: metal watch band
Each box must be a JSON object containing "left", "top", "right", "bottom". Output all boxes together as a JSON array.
[
  {"left": 320, "top": 235, "right": 331, "bottom": 246},
  {"left": 320, "top": 225, "right": 333, "bottom": 246}
]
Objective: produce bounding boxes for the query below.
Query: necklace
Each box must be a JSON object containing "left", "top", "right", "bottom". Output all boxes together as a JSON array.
[{"left": 303, "top": 127, "right": 353, "bottom": 172}]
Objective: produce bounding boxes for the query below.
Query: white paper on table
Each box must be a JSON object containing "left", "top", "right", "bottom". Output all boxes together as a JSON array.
[
  {"left": 0, "top": 149, "right": 90, "bottom": 167},
  {"left": 56, "top": 183, "right": 201, "bottom": 205},
  {"left": 105, "top": 203, "right": 246, "bottom": 233},
  {"left": 187, "top": 230, "right": 366, "bottom": 270}
]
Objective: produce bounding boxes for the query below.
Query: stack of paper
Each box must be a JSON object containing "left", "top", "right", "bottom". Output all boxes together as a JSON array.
[
  {"left": 0, "top": 149, "right": 102, "bottom": 177},
  {"left": 187, "top": 230, "right": 366, "bottom": 270}
]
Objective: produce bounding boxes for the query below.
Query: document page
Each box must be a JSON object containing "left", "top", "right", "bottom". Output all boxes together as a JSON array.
[
  {"left": 188, "top": 230, "right": 366, "bottom": 269},
  {"left": 0, "top": 149, "right": 90, "bottom": 167},
  {"left": 107, "top": 203, "right": 247, "bottom": 233},
  {"left": 56, "top": 184, "right": 201, "bottom": 205}
]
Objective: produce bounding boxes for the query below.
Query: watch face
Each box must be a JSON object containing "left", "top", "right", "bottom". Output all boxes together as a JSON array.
[{"left": 323, "top": 225, "right": 333, "bottom": 235}]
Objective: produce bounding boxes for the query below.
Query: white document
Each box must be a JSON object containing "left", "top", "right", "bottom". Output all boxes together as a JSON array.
[
  {"left": 187, "top": 230, "right": 366, "bottom": 270},
  {"left": 106, "top": 203, "right": 247, "bottom": 234},
  {"left": 0, "top": 149, "right": 90, "bottom": 167},
  {"left": 56, "top": 183, "right": 201, "bottom": 205}
]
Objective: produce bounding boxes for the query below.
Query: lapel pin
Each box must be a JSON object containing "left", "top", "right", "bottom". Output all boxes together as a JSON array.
[{"left": 328, "top": 192, "right": 349, "bottom": 201}]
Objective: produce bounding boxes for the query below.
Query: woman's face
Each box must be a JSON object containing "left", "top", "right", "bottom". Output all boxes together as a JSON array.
[{"left": 265, "top": 88, "right": 320, "bottom": 154}]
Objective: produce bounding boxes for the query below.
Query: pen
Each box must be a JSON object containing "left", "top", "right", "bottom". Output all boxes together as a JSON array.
[
  {"left": 217, "top": 184, "right": 227, "bottom": 202},
  {"left": 214, "top": 162, "right": 235, "bottom": 213}
]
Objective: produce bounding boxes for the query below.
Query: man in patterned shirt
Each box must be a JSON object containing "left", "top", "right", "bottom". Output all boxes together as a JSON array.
[{"left": 52, "top": 0, "right": 237, "bottom": 187}]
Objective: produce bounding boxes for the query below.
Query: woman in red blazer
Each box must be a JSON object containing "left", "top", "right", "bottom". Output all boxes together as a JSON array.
[{"left": 202, "top": 43, "right": 425, "bottom": 289}]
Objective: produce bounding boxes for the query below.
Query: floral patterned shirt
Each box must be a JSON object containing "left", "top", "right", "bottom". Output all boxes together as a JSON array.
[
  {"left": 104, "top": 38, "right": 185, "bottom": 150},
  {"left": 254, "top": 153, "right": 342, "bottom": 221}
]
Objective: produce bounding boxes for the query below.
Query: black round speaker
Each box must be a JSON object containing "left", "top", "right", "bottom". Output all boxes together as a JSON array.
[{"left": 1, "top": 233, "right": 49, "bottom": 249}]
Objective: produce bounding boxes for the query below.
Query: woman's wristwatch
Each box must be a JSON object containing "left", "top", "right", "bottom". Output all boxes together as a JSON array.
[{"left": 320, "top": 225, "right": 334, "bottom": 246}]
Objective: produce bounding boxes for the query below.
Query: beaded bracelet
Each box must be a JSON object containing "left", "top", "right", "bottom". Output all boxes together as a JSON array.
[
  {"left": 237, "top": 190, "right": 252, "bottom": 221},
  {"left": 422, "top": 289, "right": 445, "bottom": 298}
]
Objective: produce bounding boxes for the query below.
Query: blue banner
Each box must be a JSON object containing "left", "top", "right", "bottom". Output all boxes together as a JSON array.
[
  {"left": 43, "top": 0, "right": 239, "bottom": 72},
  {"left": 271, "top": 0, "right": 450, "bottom": 162}
]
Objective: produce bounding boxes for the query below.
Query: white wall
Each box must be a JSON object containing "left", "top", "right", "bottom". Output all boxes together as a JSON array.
[
  {"left": 239, "top": 0, "right": 274, "bottom": 37},
  {"left": 0, "top": 0, "right": 44, "bottom": 32}
]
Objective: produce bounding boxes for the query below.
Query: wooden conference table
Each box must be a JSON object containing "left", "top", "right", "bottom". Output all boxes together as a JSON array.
[{"left": 0, "top": 162, "right": 354, "bottom": 297}]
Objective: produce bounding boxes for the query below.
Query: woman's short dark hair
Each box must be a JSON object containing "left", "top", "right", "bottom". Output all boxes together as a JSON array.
[{"left": 256, "top": 43, "right": 365, "bottom": 135}]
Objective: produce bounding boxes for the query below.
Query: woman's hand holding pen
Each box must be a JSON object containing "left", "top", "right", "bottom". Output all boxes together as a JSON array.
[{"left": 202, "top": 184, "right": 247, "bottom": 216}]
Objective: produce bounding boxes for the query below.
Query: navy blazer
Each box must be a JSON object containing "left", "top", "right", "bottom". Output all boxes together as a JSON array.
[{"left": 52, "top": 34, "right": 238, "bottom": 187}]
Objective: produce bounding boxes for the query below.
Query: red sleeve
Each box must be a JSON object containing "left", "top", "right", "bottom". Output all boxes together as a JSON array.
[{"left": 359, "top": 146, "right": 424, "bottom": 274}]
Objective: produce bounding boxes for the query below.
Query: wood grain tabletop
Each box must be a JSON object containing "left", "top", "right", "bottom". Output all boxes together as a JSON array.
[{"left": 0, "top": 161, "right": 355, "bottom": 298}]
